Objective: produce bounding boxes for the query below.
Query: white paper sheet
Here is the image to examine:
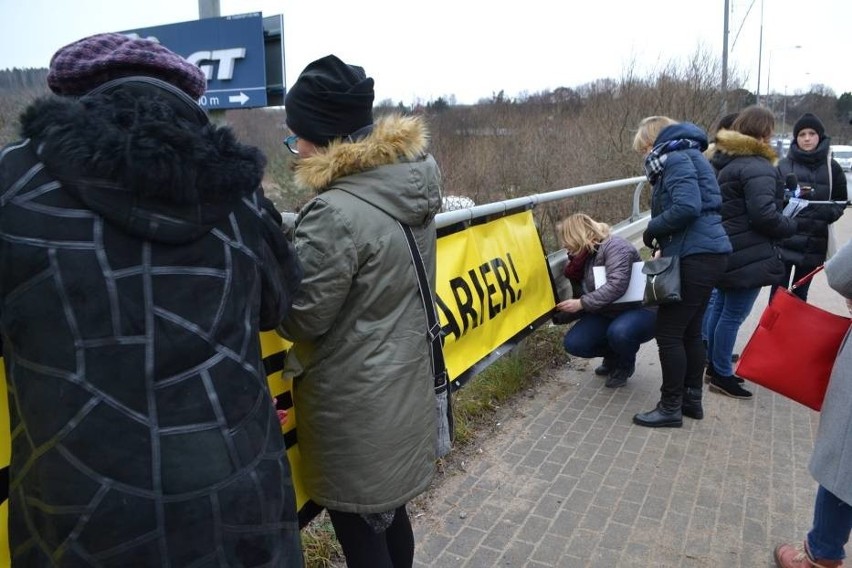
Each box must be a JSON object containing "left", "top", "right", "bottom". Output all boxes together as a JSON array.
[
  {"left": 592, "top": 261, "right": 645, "bottom": 303},
  {"left": 782, "top": 197, "right": 809, "bottom": 218}
]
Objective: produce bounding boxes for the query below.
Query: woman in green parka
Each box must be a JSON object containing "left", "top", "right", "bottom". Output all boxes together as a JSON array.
[{"left": 278, "top": 55, "right": 442, "bottom": 568}]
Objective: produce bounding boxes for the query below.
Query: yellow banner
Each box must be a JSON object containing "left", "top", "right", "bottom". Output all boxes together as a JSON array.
[
  {"left": 436, "top": 211, "right": 556, "bottom": 380},
  {"left": 0, "top": 210, "right": 556, "bottom": 552}
]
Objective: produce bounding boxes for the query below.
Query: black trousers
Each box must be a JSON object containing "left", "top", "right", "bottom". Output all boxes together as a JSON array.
[
  {"left": 328, "top": 505, "right": 414, "bottom": 568},
  {"left": 655, "top": 253, "right": 728, "bottom": 400}
]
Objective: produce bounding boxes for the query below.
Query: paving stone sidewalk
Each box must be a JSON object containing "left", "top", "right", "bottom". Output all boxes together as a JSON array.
[{"left": 412, "top": 210, "right": 851, "bottom": 567}]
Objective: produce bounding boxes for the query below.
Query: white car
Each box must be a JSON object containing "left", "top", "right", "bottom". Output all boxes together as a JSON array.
[{"left": 831, "top": 145, "right": 852, "bottom": 171}]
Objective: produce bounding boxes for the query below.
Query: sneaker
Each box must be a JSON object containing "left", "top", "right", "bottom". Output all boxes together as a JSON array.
[
  {"left": 594, "top": 358, "right": 614, "bottom": 376},
  {"left": 709, "top": 374, "right": 752, "bottom": 399},
  {"left": 773, "top": 541, "right": 843, "bottom": 567},
  {"left": 605, "top": 367, "right": 634, "bottom": 388}
]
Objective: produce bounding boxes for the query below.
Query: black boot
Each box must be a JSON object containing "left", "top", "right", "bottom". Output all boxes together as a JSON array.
[
  {"left": 633, "top": 397, "right": 683, "bottom": 428},
  {"left": 704, "top": 362, "right": 715, "bottom": 384},
  {"left": 682, "top": 387, "right": 703, "bottom": 420},
  {"left": 605, "top": 366, "right": 634, "bottom": 388},
  {"left": 594, "top": 358, "right": 615, "bottom": 376}
]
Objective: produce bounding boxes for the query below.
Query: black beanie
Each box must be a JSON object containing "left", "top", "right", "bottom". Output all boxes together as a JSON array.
[
  {"left": 284, "top": 55, "right": 374, "bottom": 146},
  {"left": 793, "top": 112, "right": 826, "bottom": 140}
]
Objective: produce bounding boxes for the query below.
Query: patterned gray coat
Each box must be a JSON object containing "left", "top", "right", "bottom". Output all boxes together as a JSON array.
[
  {"left": 0, "top": 84, "right": 302, "bottom": 566},
  {"left": 810, "top": 236, "right": 852, "bottom": 504}
]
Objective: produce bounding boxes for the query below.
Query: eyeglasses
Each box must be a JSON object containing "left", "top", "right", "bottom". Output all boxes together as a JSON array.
[{"left": 283, "top": 134, "right": 299, "bottom": 155}]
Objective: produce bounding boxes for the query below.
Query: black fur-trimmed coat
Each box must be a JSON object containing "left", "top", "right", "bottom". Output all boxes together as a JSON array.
[
  {"left": 777, "top": 139, "right": 848, "bottom": 268},
  {"left": 710, "top": 129, "right": 797, "bottom": 289},
  {"left": 0, "top": 87, "right": 302, "bottom": 566}
]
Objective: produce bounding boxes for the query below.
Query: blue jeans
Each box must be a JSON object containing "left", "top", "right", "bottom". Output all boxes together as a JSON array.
[
  {"left": 562, "top": 308, "right": 656, "bottom": 369},
  {"left": 701, "top": 288, "right": 719, "bottom": 343},
  {"left": 808, "top": 485, "right": 852, "bottom": 560},
  {"left": 704, "top": 287, "right": 761, "bottom": 377}
]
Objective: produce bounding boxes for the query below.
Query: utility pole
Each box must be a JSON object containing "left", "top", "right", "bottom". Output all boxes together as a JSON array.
[
  {"left": 199, "top": 0, "right": 220, "bottom": 18},
  {"left": 198, "top": 0, "right": 223, "bottom": 123},
  {"left": 755, "top": 0, "right": 764, "bottom": 105},
  {"left": 721, "top": 0, "right": 730, "bottom": 115}
]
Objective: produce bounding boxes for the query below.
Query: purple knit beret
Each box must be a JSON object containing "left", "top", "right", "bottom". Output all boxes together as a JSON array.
[{"left": 47, "top": 32, "right": 206, "bottom": 99}]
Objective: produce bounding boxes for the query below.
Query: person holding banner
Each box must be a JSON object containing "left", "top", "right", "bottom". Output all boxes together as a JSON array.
[
  {"left": 773, "top": 237, "right": 852, "bottom": 568},
  {"left": 0, "top": 33, "right": 303, "bottom": 566},
  {"left": 773, "top": 112, "right": 848, "bottom": 301},
  {"left": 555, "top": 213, "right": 656, "bottom": 389},
  {"left": 631, "top": 116, "right": 731, "bottom": 428},
  {"left": 278, "top": 55, "right": 442, "bottom": 568}
]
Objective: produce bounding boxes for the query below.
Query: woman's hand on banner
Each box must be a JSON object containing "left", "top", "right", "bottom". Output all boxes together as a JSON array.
[{"left": 556, "top": 298, "right": 583, "bottom": 313}]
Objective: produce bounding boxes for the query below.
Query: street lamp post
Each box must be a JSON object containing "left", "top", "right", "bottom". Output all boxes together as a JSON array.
[
  {"left": 766, "top": 45, "right": 802, "bottom": 134},
  {"left": 756, "top": 0, "right": 764, "bottom": 105},
  {"left": 767, "top": 45, "right": 801, "bottom": 100}
]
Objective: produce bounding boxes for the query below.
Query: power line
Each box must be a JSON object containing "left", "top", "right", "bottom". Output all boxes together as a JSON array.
[{"left": 731, "top": 0, "right": 757, "bottom": 51}]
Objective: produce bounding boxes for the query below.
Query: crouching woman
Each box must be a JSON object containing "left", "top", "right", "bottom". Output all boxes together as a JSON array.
[{"left": 555, "top": 213, "right": 656, "bottom": 388}]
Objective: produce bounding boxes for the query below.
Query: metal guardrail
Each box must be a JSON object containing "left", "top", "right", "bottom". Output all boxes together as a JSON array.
[
  {"left": 435, "top": 176, "right": 652, "bottom": 290},
  {"left": 283, "top": 176, "right": 653, "bottom": 296},
  {"left": 435, "top": 176, "right": 648, "bottom": 230}
]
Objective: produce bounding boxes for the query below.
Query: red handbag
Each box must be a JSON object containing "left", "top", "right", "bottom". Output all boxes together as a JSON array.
[{"left": 735, "top": 266, "right": 851, "bottom": 411}]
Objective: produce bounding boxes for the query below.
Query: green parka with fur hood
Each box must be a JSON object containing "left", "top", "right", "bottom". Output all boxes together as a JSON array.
[{"left": 279, "top": 114, "right": 442, "bottom": 513}]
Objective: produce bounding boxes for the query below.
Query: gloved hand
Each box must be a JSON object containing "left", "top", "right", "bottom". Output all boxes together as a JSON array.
[{"left": 642, "top": 228, "right": 655, "bottom": 249}]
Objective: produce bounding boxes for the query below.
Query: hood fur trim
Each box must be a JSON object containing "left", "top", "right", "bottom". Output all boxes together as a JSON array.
[
  {"left": 294, "top": 114, "right": 428, "bottom": 192},
  {"left": 19, "top": 92, "right": 265, "bottom": 205},
  {"left": 714, "top": 129, "right": 778, "bottom": 164}
]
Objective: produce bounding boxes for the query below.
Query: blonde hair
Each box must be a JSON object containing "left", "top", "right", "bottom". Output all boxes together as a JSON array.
[
  {"left": 632, "top": 116, "right": 678, "bottom": 154},
  {"left": 559, "top": 213, "right": 611, "bottom": 254}
]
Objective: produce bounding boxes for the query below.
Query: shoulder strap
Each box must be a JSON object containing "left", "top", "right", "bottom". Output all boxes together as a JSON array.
[
  {"left": 827, "top": 153, "right": 833, "bottom": 200},
  {"left": 399, "top": 222, "right": 449, "bottom": 392},
  {"left": 329, "top": 187, "right": 448, "bottom": 390}
]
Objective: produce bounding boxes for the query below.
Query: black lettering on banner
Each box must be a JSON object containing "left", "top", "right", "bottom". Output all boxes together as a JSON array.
[
  {"left": 449, "top": 277, "right": 478, "bottom": 334},
  {"left": 263, "top": 350, "right": 287, "bottom": 377},
  {"left": 506, "top": 253, "right": 522, "bottom": 300},
  {"left": 0, "top": 465, "right": 7, "bottom": 507},
  {"left": 477, "top": 262, "right": 500, "bottom": 319},
  {"left": 490, "top": 257, "right": 516, "bottom": 309},
  {"left": 436, "top": 295, "right": 461, "bottom": 340},
  {"left": 437, "top": 252, "right": 525, "bottom": 342},
  {"left": 467, "top": 268, "right": 486, "bottom": 326}
]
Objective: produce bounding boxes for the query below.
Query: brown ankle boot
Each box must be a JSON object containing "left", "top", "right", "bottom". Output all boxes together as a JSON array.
[{"left": 774, "top": 541, "right": 843, "bottom": 568}]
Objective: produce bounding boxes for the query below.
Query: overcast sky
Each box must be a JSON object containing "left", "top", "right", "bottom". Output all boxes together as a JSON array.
[{"left": 1, "top": 0, "right": 849, "bottom": 105}]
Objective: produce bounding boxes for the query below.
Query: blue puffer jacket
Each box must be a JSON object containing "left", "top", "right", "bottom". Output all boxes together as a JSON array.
[{"left": 646, "top": 123, "right": 732, "bottom": 258}]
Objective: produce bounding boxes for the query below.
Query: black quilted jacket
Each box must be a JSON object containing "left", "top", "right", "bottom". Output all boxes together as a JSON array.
[
  {"left": 777, "top": 139, "right": 848, "bottom": 268},
  {"left": 0, "top": 85, "right": 302, "bottom": 566}
]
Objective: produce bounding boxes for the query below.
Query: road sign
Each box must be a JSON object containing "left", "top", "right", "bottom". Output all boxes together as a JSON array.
[{"left": 123, "top": 13, "right": 268, "bottom": 110}]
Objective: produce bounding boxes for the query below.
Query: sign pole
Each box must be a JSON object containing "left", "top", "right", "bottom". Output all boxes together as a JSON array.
[
  {"left": 198, "top": 0, "right": 220, "bottom": 19},
  {"left": 198, "top": 0, "right": 225, "bottom": 123}
]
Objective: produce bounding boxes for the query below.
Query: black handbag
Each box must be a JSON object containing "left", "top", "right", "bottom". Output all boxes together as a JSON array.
[{"left": 642, "top": 255, "right": 682, "bottom": 306}]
